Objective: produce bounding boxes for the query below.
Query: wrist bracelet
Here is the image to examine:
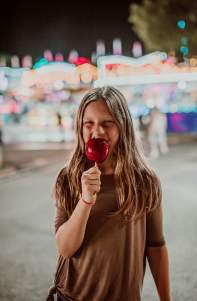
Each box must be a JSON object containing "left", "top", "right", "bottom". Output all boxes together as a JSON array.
[{"left": 81, "top": 198, "right": 94, "bottom": 206}]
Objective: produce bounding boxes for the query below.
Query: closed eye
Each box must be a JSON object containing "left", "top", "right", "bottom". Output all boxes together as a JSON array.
[
  {"left": 84, "top": 121, "right": 93, "bottom": 125},
  {"left": 83, "top": 121, "right": 115, "bottom": 127}
]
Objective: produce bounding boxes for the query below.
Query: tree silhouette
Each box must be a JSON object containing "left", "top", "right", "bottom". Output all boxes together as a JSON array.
[{"left": 129, "top": 0, "right": 197, "bottom": 57}]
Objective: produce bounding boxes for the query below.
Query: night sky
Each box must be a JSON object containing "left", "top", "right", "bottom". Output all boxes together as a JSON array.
[{"left": 0, "top": 0, "right": 141, "bottom": 60}]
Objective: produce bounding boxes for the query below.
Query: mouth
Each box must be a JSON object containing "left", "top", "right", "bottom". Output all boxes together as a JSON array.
[{"left": 85, "top": 138, "right": 110, "bottom": 163}]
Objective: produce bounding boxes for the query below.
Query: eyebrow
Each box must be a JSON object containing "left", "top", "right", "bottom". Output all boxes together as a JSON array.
[{"left": 83, "top": 118, "right": 114, "bottom": 122}]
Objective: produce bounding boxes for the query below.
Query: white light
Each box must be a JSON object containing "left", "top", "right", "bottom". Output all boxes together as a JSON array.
[
  {"left": 35, "top": 62, "right": 76, "bottom": 74},
  {"left": 54, "top": 80, "right": 65, "bottom": 90},
  {"left": 132, "top": 41, "right": 142, "bottom": 57},
  {"left": 147, "top": 99, "right": 156, "bottom": 108},
  {"left": 0, "top": 67, "right": 28, "bottom": 77},
  {"left": 112, "top": 38, "right": 122, "bottom": 55},
  {"left": 94, "top": 72, "right": 197, "bottom": 87},
  {"left": 68, "top": 49, "right": 79, "bottom": 64},
  {"left": 96, "top": 40, "right": 106, "bottom": 56},
  {"left": 97, "top": 52, "right": 168, "bottom": 80},
  {"left": 0, "top": 72, "right": 8, "bottom": 91},
  {"left": 11, "top": 56, "right": 20, "bottom": 68},
  {"left": 177, "top": 80, "right": 187, "bottom": 90}
]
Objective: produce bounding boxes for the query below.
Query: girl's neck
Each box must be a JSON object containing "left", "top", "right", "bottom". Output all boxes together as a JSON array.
[{"left": 98, "top": 160, "right": 115, "bottom": 175}]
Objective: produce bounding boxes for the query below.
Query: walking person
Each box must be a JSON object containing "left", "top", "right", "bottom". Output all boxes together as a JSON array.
[
  {"left": 47, "top": 86, "right": 172, "bottom": 301},
  {"left": 148, "top": 107, "right": 169, "bottom": 158}
]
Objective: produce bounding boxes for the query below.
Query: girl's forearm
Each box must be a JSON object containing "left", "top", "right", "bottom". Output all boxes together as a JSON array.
[
  {"left": 55, "top": 199, "right": 93, "bottom": 258},
  {"left": 147, "top": 245, "right": 172, "bottom": 301}
]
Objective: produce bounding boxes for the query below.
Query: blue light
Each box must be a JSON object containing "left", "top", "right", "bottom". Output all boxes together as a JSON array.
[
  {"left": 177, "top": 20, "right": 186, "bottom": 29},
  {"left": 180, "top": 46, "right": 189, "bottom": 55}
]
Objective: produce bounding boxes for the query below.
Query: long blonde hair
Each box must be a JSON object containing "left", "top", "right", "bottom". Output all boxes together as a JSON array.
[{"left": 54, "top": 86, "right": 161, "bottom": 222}]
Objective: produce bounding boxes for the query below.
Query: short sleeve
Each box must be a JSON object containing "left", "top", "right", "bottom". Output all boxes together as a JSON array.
[
  {"left": 54, "top": 166, "right": 70, "bottom": 233},
  {"left": 54, "top": 204, "right": 69, "bottom": 233},
  {"left": 146, "top": 204, "right": 165, "bottom": 248}
]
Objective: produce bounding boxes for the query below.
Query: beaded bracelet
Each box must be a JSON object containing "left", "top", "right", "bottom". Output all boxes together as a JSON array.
[{"left": 80, "top": 198, "right": 95, "bottom": 206}]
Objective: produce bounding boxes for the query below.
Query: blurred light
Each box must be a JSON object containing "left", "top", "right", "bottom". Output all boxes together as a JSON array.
[
  {"left": 170, "top": 104, "right": 178, "bottom": 113},
  {"left": 177, "top": 20, "right": 186, "bottom": 29},
  {"left": 59, "top": 90, "right": 71, "bottom": 100},
  {"left": 22, "top": 55, "right": 32, "bottom": 68},
  {"left": 132, "top": 41, "right": 143, "bottom": 57},
  {"left": 0, "top": 72, "right": 8, "bottom": 91},
  {"left": 74, "top": 57, "right": 90, "bottom": 66},
  {"left": 11, "top": 56, "right": 20, "bottom": 68},
  {"left": 33, "top": 58, "right": 49, "bottom": 69},
  {"left": 0, "top": 56, "right": 6, "bottom": 67},
  {"left": 53, "top": 80, "right": 65, "bottom": 90},
  {"left": 180, "top": 46, "right": 189, "bottom": 56},
  {"left": 68, "top": 49, "right": 79, "bottom": 64},
  {"left": 112, "top": 38, "right": 122, "bottom": 55},
  {"left": 190, "top": 58, "right": 197, "bottom": 67},
  {"left": 96, "top": 40, "right": 106, "bottom": 57},
  {"left": 55, "top": 52, "right": 64, "bottom": 62},
  {"left": 44, "top": 50, "right": 53, "bottom": 62},
  {"left": 0, "top": 67, "right": 28, "bottom": 77},
  {"left": 91, "top": 52, "right": 97, "bottom": 64},
  {"left": 94, "top": 71, "right": 197, "bottom": 86},
  {"left": 80, "top": 65, "right": 93, "bottom": 83},
  {"left": 177, "top": 80, "right": 187, "bottom": 90},
  {"left": 147, "top": 98, "right": 155, "bottom": 108},
  {"left": 17, "top": 86, "right": 33, "bottom": 97},
  {"left": 181, "top": 36, "right": 188, "bottom": 46}
]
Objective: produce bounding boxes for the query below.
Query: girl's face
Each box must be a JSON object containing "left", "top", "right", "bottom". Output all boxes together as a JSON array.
[{"left": 82, "top": 99, "right": 119, "bottom": 160}]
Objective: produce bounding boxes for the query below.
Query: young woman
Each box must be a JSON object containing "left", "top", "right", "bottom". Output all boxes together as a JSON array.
[{"left": 46, "top": 86, "right": 172, "bottom": 301}]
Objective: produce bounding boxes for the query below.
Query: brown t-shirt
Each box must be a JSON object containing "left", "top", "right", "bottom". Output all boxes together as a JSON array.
[{"left": 52, "top": 174, "right": 165, "bottom": 301}]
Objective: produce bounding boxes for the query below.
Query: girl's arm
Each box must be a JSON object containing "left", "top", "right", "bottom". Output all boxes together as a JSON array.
[
  {"left": 146, "top": 245, "right": 172, "bottom": 301},
  {"left": 55, "top": 199, "right": 92, "bottom": 259},
  {"left": 55, "top": 164, "right": 101, "bottom": 259}
]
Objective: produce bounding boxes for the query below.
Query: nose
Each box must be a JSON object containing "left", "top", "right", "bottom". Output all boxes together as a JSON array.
[{"left": 91, "top": 124, "right": 105, "bottom": 139}]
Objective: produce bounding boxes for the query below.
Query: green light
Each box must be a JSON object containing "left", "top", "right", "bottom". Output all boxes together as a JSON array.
[
  {"left": 33, "top": 57, "right": 49, "bottom": 69},
  {"left": 181, "top": 36, "right": 188, "bottom": 46}
]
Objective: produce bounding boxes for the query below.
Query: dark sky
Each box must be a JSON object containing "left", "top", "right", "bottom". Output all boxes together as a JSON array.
[{"left": 0, "top": 0, "right": 141, "bottom": 59}]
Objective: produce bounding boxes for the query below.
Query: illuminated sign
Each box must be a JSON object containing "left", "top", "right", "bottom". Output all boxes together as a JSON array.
[
  {"left": 21, "top": 62, "right": 97, "bottom": 87},
  {"left": 94, "top": 52, "right": 197, "bottom": 87}
]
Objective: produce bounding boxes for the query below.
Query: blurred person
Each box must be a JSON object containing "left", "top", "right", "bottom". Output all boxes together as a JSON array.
[
  {"left": 139, "top": 113, "right": 151, "bottom": 154},
  {"left": 56, "top": 111, "right": 65, "bottom": 142},
  {"left": 0, "top": 118, "right": 3, "bottom": 167},
  {"left": 148, "top": 107, "right": 169, "bottom": 159},
  {"left": 47, "top": 87, "right": 172, "bottom": 301},
  {"left": 132, "top": 115, "right": 141, "bottom": 140},
  {"left": 5, "top": 92, "right": 21, "bottom": 123}
]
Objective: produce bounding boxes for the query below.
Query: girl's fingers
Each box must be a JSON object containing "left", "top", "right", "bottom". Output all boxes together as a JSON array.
[
  {"left": 86, "top": 165, "right": 101, "bottom": 173},
  {"left": 84, "top": 171, "right": 100, "bottom": 177},
  {"left": 86, "top": 179, "right": 101, "bottom": 185}
]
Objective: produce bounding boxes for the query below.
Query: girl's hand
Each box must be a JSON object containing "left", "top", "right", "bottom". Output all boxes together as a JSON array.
[{"left": 81, "top": 163, "right": 101, "bottom": 204}]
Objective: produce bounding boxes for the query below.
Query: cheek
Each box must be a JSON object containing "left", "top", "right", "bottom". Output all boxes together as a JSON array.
[
  {"left": 109, "top": 128, "right": 119, "bottom": 144},
  {"left": 82, "top": 127, "right": 90, "bottom": 142}
]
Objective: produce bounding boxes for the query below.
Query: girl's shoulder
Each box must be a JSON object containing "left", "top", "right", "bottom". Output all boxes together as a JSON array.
[
  {"left": 57, "top": 165, "right": 68, "bottom": 178},
  {"left": 56, "top": 165, "right": 70, "bottom": 187}
]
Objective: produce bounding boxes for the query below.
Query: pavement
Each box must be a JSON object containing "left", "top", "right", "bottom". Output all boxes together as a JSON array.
[
  {"left": 0, "top": 142, "right": 197, "bottom": 300},
  {"left": 0, "top": 141, "right": 75, "bottom": 180},
  {"left": 1, "top": 132, "right": 196, "bottom": 180}
]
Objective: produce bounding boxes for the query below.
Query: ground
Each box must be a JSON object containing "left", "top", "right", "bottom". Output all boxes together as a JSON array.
[{"left": 0, "top": 142, "right": 197, "bottom": 301}]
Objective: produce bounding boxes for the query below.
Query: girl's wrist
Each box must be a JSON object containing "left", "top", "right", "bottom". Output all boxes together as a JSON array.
[{"left": 80, "top": 198, "right": 95, "bottom": 206}]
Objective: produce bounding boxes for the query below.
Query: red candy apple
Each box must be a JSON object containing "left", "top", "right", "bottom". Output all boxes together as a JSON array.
[{"left": 85, "top": 138, "right": 109, "bottom": 163}]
